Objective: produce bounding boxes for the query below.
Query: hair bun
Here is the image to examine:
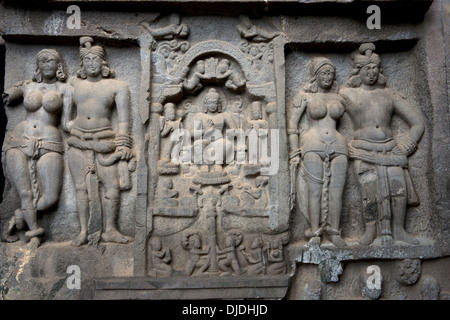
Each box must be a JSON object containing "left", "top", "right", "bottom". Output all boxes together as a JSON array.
[
  {"left": 359, "top": 43, "right": 376, "bottom": 55},
  {"left": 80, "top": 36, "right": 94, "bottom": 49}
]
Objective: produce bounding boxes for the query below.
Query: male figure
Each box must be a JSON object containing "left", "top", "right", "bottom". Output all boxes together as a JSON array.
[
  {"left": 182, "top": 231, "right": 210, "bottom": 276},
  {"left": 65, "top": 37, "right": 133, "bottom": 246},
  {"left": 149, "top": 237, "right": 172, "bottom": 278},
  {"left": 339, "top": 43, "right": 425, "bottom": 245},
  {"left": 236, "top": 16, "right": 281, "bottom": 43},
  {"left": 248, "top": 101, "right": 269, "bottom": 165},
  {"left": 185, "top": 88, "right": 237, "bottom": 171},
  {"left": 159, "top": 102, "right": 182, "bottom": 163}
]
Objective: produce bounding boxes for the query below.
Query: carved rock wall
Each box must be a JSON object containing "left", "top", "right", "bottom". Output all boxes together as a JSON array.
[{"left": 0, "top": 0, "right": 448, "bottom": 300}]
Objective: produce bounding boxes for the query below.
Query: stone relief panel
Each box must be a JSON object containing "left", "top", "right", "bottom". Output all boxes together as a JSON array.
[
  {"left": 140, "top": 14, "right": 291, "bottom": 277},
  {"left": 0, "top": 3, "right": 446, "bottom": 300},
  {"left": 286, "top": 43, "right": 430, "bottom": 250},
  {"left": 1, "top": 41, "right": 142, "bottom": 246}
]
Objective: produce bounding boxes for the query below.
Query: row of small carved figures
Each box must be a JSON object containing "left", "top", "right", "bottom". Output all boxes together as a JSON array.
[{"left": 148, "top": 231, "right": 290, "bottom": 277}]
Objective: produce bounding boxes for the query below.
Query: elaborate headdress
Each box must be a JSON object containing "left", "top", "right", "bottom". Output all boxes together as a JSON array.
[
  {"left": 352, "top": 43, "right": 381, "bottom": 68},
  {"left": 302, "top": 57, "right": 337, "bottom": 93},
  {"left": 79, "top": 36, "right": 106, "bottom": 61},
  {"left": 311, "top": 57, "right": 335, "bottom": 77},
  {"left": 346, "top": 43, "right": 386, "bottom": 88},
  {"left": 77, "top": 36, "right": 115, "bottom": 79}
]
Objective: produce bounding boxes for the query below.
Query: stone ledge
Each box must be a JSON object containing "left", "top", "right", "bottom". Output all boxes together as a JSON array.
[
  {"left": 287, "top": 238, "right": 447, "bottom": 283},
  {"left": 290, "top": 237, "right": 446, "bottom": 264},
  {"left": 94, "top": 275, "right": 291, "bottom": 299}
]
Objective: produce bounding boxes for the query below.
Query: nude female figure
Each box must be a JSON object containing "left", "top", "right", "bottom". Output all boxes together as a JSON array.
[
  {"left": 288, "top": 57, "right": 348, "bottom": 246},
  {"left": 2, "top": 49, "right": 71, "bottom": 246}
]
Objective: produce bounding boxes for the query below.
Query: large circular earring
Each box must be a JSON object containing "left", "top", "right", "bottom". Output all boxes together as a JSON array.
[
  {"left": 101, "top": 65, "right": 110, "bottom": 78},
  {"left": 34, "top": 69, "right": 43, "bottom": 83},
  {"left": 77, "top": 68, "right": 87, "bottom": 79},
  {"left": 56, "top": 64, "right": 65, "bottom": 80}
]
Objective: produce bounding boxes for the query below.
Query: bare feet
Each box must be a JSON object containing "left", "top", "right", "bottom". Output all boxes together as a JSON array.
[
  {"left": 394, "top": 228, "right": 420, "bottom": 245},
  {"left": 358, "top": 221, "right": 376, "bottom": 245},
  {"left": 325, "top": 226, "right": 347, "bottom": 247},
  {"left": 330, "top": 235, "right": 347, "bottom": 247},
  {"left": 71, "top": 231, "right": 88, "bottom": 247},
  {"left": 101, "top": 229, "right": 133, "bottom": 244},
  {"left": 25, "top": 227, "right": 44, "bottom": 239},
  {"left": 308, "top": 236, "right": 321, "bottom": 246},
  {"left": 27, "top": 236, "right": 41, "bottom": 249},
  {"left": 305, "top": 228, "right": 323, "bottom": 238}
]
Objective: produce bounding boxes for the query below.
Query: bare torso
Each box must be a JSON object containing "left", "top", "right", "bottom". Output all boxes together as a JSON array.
[
  {"left": 71, "top": 78, "right": 127, "bottom": 130},
  {"left": 300, "top": 92, "right": 347, "bottom": 149},
  {"left": 11, "top": 81, "right": 68, "bottom": 143},
  {"left": 339, "top": 87, "right": 395, "bottom": 141},
  {"left": 188, "top": 111, "right": 236, "bottom": 137}
]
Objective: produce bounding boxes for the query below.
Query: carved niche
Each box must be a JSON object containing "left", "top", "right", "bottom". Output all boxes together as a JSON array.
[{"left": 139, "top": 15, "right": 290, "bottom": 277}]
